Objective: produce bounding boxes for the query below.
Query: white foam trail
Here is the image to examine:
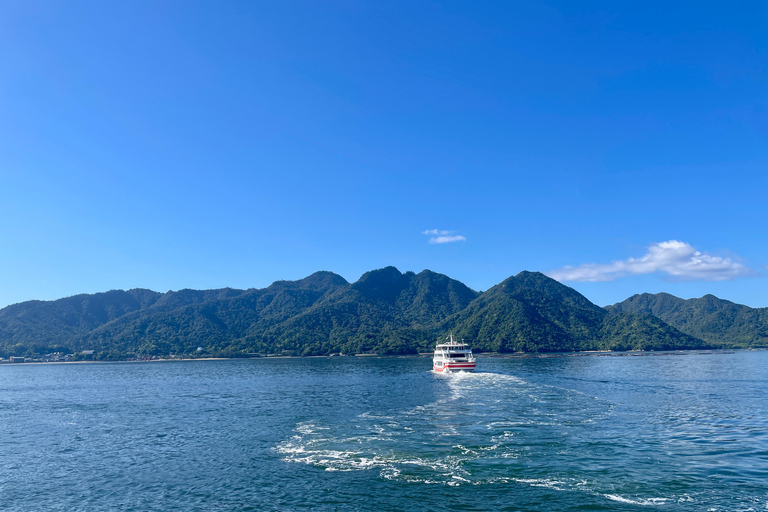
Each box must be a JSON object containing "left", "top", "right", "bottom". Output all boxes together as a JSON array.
[
  {"left": 512, "top": 478, "right": 569, "bottom": 491},
  {"left": 275, "top": 367, "right": 615, "bottom": 489},
  {"left": 604, "top": 494, "right": 669, "bottom": 505}
]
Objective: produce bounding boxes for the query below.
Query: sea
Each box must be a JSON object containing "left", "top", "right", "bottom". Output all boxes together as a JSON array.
[{"left": 1, "top": 350, "right": 767, "bottom": 511}]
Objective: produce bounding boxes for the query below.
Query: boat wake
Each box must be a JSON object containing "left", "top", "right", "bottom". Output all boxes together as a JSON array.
[
  {"left": 273, "top": 368, "right": 751, "bottom": 507},
  {"left": 273, "top": 369, "right": 644, "bottom": 503}
]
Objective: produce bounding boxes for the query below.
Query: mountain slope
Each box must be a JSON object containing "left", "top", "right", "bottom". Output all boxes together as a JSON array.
[
  {"left": 448, "top": 272, "right": 701, "bottom": 352},
  {"left": 246, "top": 267, "right": 480, "bottom": 355},
  {"left": 0, "top": 268, "right": 723, "bottom": 359},
  {"left": 608, "top": 293, "right": 768, "bottom": 347},
  {"left": 0, "top": 289, "right": 162, "bottom": 352},
  {"left": 598, "top": 312, "right": 705, "bottom": 351},
  {"left": 81, "top": 271, "right": 350, "bottom": 357}
]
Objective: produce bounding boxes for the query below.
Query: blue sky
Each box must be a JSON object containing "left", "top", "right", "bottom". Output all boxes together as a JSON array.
[{"left": 1, "top": 1, "right": 766, "bottom": 308}]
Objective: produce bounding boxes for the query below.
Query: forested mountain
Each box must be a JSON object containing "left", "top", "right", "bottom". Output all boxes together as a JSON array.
[
  {"left": 447, "top": 272, "right": 703, "bottom": 352},
  {"left": 1, "top": 267, "right": 758, "bottom": 360},
  {"left": 608, "top": 293, "right": 768, "bottom": 348},
  {"left": 80, "top": 271, "right": 350, "bottom": 359},
  {"left": 0, "top": 289, "right": 163, "bottom": 354},
  {"left": 241, "top": 267, "right": 480, "bottom": 356}
]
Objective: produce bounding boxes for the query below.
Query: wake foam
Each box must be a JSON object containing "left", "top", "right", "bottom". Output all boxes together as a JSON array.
[
  {"left": 274, "top": 369, "right": 613, "bottom": 488},
  {"left": 604, "top": 494, "right": 669, "bottom": 506}
]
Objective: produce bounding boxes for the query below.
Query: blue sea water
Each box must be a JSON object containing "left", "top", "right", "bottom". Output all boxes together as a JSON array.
[{"left": 1, "top": 351, "right": 767, "bottom": 511}]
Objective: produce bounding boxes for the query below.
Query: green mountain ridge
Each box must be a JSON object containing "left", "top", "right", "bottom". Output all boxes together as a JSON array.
[
  {"left": 608, "top": 292, "right": 768, "bottom": 347},
  {"left": 447, "top": 272, "right": 703, "bottom": 353},
  {"left": 79, "top": 271, "right": 350, "bottom": 358},
  {"left": 245, "top": 267, "right": 480, "bottom": 356},
  {"left": 0, "top": 267, "right": 757, "bottom": 360}
]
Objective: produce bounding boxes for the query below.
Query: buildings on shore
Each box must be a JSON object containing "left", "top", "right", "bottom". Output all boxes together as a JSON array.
[{"left": 0, "top": 352, "right": 74, "bottom": 364}]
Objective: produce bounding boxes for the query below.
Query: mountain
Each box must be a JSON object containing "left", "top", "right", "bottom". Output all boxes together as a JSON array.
[
  {"left": 245, "top": 267, "right": 480, "bottom": 355},
  {"left": 80, "top": 271, "right": 350, "bottom": 358},
  {"left": 0, "top": 289, "right": 163, "bottom": 354},
  {"left": 0, "top": 272, "right": 349, "bottom": 358},
  {"left": 446, "top": 272, "right": 703, "bottom": 352},
  {"left": 608, "top": 293, "right": 768, "bottom": 348},
  {"left": 0, "top": 267, "right": 725, "bottom": 360}
]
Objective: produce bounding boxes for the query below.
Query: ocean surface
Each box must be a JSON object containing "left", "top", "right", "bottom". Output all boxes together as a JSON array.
[{"left": 1, "top": 351, "right": 767, "bottom": 511}]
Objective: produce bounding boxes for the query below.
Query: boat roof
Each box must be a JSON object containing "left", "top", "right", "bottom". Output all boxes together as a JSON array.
[
  {"left": 437, "top": 333, "right": 470, "bottom": 350},
  {"left": 435, "top": 342, "right": 471, "bottom": 349}
]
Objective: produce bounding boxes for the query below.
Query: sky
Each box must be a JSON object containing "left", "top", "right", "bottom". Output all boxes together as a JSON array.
[{"left": 1, "top": 1, "right": 767, "bottom": 309}]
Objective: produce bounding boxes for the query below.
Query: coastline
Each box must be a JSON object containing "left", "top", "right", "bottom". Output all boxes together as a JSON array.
[
  {"left": 0, "top": 357, "right": 231, "bottom": 366},
  {"left": 2, "top": 348, "right": 764, "bottom": 366}
]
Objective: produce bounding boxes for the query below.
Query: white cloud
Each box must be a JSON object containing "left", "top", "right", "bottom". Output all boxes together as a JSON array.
[
  {"left": 430, "top": 235, "right": 467, "bottom": 244},
  {"left": 422, "top": 229, "right": 466, "bottom": 244},
  {"left": 548, "top": 240, "right": 756, "bottom": 282}
]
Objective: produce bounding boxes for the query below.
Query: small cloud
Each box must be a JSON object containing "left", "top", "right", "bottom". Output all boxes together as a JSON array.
[
  {"left": 549, "top": 240, "right": 757, "bottom": 282},
  {"left": 431, "top": 235, "right": 467, "bottom": 244},
  {"left": 422, "top": 229, "right": 466, "bottom": 244}
]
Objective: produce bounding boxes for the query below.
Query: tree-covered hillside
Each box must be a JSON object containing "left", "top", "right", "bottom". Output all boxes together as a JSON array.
[
  {"left": 608, "top": 293, "right": 768, "bottom": 348},
  {"left": 239, "top": 267, "right": 480, "bottom": 356},
  {"left": 0, "top": 289, "right": 163, "bottom": 356},
  {"left": 0, "top": 267, "right": 734, "bottom": 360},
  {"left": 445, "top": 272, "right": 702, "bottom": 352},
  {"left": 79, "top": 271, "right": 350, "bottom": 358}
]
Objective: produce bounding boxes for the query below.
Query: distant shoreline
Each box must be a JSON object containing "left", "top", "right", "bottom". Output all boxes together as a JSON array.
[
  {"left": 0, "top": 357, "right": 231, "bottom": 366},
  {"left": 2, "top": 348, "right": 764, "bottom": 367}
]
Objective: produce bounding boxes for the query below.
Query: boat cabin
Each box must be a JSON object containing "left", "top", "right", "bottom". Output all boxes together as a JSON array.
[{"left": 433, "top": 336, "right": 474, "bottom": 362}]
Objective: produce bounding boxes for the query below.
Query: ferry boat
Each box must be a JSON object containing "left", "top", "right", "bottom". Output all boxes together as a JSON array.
[{"left": 433, "top": 334, "right": 476, "bottom": 372}]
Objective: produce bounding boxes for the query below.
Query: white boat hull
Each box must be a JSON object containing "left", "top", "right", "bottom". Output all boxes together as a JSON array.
[{"left": 433, "top": 361, "right": 476, "bottom": 372}]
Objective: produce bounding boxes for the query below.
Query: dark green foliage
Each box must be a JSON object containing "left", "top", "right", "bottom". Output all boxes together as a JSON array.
[
  {"left": 597, "top": 312, "right": 707, "bottom": 351},
  {"left": 608, "top": 293, "right": 768, "bottom": 348},
  {"left": 446, "top": 272, "right": 698, "bottom": 353},
  {"left": 0, "top": 289, "right": 162, "bottom": 350},
  {"left": 79, "top": 271, "right": 350, "bottom": 357},
  {"left": 0, "top": 268, "right": 739, "bottom": 359},
  {"left": 245, "top": 268, "right": 479, "bottom": 355}
]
